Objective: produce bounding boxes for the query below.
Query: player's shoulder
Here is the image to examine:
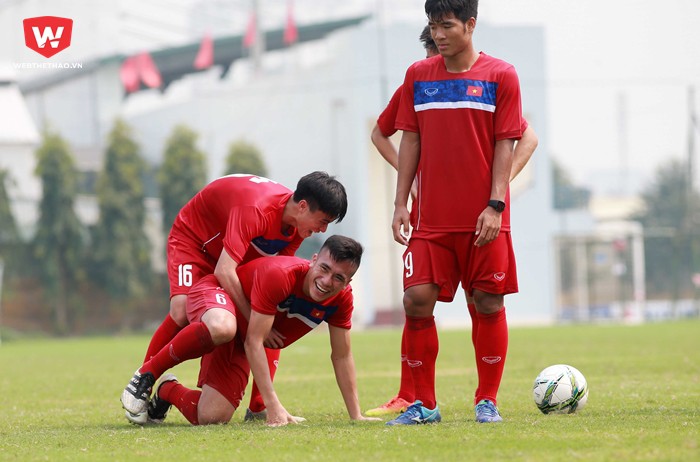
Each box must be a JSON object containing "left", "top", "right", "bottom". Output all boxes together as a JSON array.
[
  {"left": 214, "top": 174, "right": 291, "bottom": 194},
  {"left": 255, "top": 255, "right": 306, "bottom": 270},
  {"left": 409, "top": 54, "right": 442, "bottom": 74},
  {"left": 333, "top": 283, "right": 355, "bottom": 306},
  {"left": 477, "top": 52, "right": 517, "bottom": 73}
]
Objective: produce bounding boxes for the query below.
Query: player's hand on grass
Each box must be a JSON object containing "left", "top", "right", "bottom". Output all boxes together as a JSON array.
[
  {"left": 392, "top": 205, "right": 411, "bottom": 246},
  {"left": 354, "top": 415, "right": 382, "bottom": 422},
  {"left": 474, "top": 207, "right": 502, "bottom": 247},
  {"left": 266, "top": 404, "right": 305, "bottom": 427}
]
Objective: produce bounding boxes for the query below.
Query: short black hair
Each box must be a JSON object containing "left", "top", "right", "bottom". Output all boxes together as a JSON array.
[
  {"left": 425, "top": 0, "right": 478, "bottom": 23},
  {"left": 419, "top": 25, "right": 438, "bottom": 55},
  {"left": 293, "top": 171, "right": 348, "bottom": 222},
  {"left": 320, "top": 235, "right": 363, "bottom": 269}
]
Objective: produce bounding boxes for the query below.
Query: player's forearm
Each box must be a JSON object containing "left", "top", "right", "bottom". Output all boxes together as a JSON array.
[
  {"left": 371, "top": 124, "right": 399, "bottom": 171},
  {"left": 245, "top": 339, "right": 281, "bottom": 409},
  {"left": 491, "top": 139, "right": 515, "bottom": 200},
  {"left": 510, "top": 126, "right": 538, "bottom": 182},
  {"left": 222, "top": 276, "right": 251, "bottom": 321},
  {"left": 214, "top": 255, "right": 252, "bottom": 320},
  {"left": 394, "top": 131, "right": 420, "bottom": 207},
  {"left": 331, "top": 355, "right": 363, "bottom": 420}
]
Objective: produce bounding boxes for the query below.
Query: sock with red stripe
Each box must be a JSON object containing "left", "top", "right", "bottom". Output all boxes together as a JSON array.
[
  {"left": 159, "top": 380, "right": 201, "bottom": 425},
  {"left": 140, "top": 322, "right": 215, "bottom": 380},
  {"left": 405, "top": 315, "right": 438, "bottom": 409},
  {"left": 144, "top": 314, "right": 183, "bottom": 362},
  {"left": 473, "top": 307, "right": 508, "bottom": 405},
  {"left": 247, "top": 347, "right": 281, "bottom": 412}
]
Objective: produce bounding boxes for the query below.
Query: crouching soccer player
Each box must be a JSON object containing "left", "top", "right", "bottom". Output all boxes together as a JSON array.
[{"left": 143, "top": 235, "right": 381, "bottom": 426}]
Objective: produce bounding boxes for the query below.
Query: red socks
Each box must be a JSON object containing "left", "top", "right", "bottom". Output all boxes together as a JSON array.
[
  {"left": 468, "top": 302, "right": 480, "bottom": 398},
  {"left": 159, "top": 380, "right": 201, "bottom": 425},
  {"left": 405, "top": 315, "right": 438, "bottom": 409},
  {"left": 140, "top": 322, "right": 215, "bottom": 380},
  {"left": 144, "top": 314, "right": 183, "bottom": 362},
  {"left": 247, "top": 348, "right": 281, "bottom": 412},
  {"left": 473, "top": 307, "right": 508, "bottom": 405},
  {"left": 397, "top": 324, "right": 415, "bottom": 402}
]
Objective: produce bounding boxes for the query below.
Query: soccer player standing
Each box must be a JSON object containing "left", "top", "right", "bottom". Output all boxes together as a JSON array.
[
  {"left": 387, "top": 0, "right": 523, "bottom": 425},
  {"left": 367, "top": 24, "right": 538, "bottom": 417}
]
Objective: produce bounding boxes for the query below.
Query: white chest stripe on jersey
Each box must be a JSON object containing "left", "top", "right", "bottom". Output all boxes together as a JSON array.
[{"left": 415, "top": 101, "right": 495, "bottom": 113}]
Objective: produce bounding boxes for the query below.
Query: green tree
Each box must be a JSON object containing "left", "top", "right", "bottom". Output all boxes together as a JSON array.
[
  {"left": 158, "top": 125, "right": 207, "bottom": 233},
  {"left": 32, "top": 132, "right": 85, "bottom": 334},
  {"left": 90, "top": 119, "right": 152, "bottom": 325},
  {"left": 223, "top": 139, "right": 268, "bottom": 177},
  {"left": 552, "top": 159, "right": 591, "bottom": 210},
  {"left": 0, "top": 169, "right": 21, "bottom": 293},
  {"left": 634, "top": 158, "right": 700, "bottom": 299}
]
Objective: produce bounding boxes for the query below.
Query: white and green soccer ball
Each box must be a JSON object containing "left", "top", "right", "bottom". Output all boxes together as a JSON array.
[{"left": 533, "top": 364, "right": 589, "bottom": 414}]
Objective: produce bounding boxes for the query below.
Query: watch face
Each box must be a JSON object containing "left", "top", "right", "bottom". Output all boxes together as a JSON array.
[{"left": 489, "top": 200, "right": 505, "bottom": 212}]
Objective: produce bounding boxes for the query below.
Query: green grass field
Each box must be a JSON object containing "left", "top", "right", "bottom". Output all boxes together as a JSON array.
[{"left": 1, "top": 321, "right": 698, "bottom": 461}]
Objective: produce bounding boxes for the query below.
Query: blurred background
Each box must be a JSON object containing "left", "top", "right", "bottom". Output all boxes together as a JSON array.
[{"left": 1, "top": 0, "right": 699, "bottom": 338}]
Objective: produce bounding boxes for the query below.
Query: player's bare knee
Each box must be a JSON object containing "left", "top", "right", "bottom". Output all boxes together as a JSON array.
[
  {"left": 403, "top": 285, "right": 439, "bottom": 317},
  {"left": 473, "top": 290, "right": 504, "bottom": 315},
  {"left": 202, "top": 311, "right": 237, "bottom": 345},
  {"left": 198, "top": 408, "right": 233, "bottom": 425},
  {"left": 169, "top": 295, "right": 188, "bottom": 326}
]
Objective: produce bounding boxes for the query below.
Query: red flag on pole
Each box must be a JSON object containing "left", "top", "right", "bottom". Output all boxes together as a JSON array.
[
  {"left": 119, "top": 56, "right": 140, "bottom": 93},
  {"left": 136, "top": 52, "right": 162, "bottom": 88},
  {"left": 194, "top": 33, "right": 214, "bottom": 69},
  {"left": 243, "top": 12, "right": 256, "bottom": 48},
  {"left": 283, "top": 0, "right": 298, "bottom": 45}
]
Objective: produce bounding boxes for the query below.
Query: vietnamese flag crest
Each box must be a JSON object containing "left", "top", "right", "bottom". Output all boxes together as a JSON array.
[
  {"left": 310, "top": 309, "right": 324, "bottom": 319},
  {"left": 467, "top": 85, "right": 483, "bottom": 97}
]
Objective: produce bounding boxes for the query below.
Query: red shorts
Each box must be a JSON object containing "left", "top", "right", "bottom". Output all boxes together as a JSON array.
[
  {"left": 197, "top": 337, "right": 250, "bottom": 409},
  {"left": 167, "top": 226, "right": 218, "bottom": 297},
  {"left": 403, "top": 231, "right": 518, "bottom": 302},
  {"left": 186, "top": 275, "right": 248, "bottom": 407},
  {"left": 186, "top": 274, "right": 238, "bottom": 324}
]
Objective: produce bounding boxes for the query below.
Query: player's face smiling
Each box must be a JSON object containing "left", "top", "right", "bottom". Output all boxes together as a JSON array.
[
  {"left": 430, "top": 14, "right": 473, "bottom": 58},
  {"left": 304, "top": 249, "right": 356, "bottom": 302},
  {"left": 295, "top": 202, "right": 335, "bottom": 238}
]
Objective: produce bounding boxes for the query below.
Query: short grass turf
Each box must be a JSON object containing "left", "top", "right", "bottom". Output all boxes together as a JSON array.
[{"left": 0, "top": 320, "right": 698, "bottom": 461}]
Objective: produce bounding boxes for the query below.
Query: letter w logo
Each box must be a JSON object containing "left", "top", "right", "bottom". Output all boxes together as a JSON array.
[{"left": 23, "top": 16, "right": 73, "bottom": 58}]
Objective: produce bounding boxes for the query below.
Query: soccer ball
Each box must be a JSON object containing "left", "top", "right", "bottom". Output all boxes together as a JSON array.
[{"left": 533, "top": 364, "right": 589, "bottom": 414}]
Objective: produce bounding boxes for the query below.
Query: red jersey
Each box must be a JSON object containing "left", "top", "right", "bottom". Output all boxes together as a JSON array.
[
  {"left": 172, "top": 174, "right": 303, "bottom": 264},
  {"left": 235, "top": 256, "right": 354, "bottom": 347},
  {"left": 396, "top": 52, "right": 523, "bottom": 232}
]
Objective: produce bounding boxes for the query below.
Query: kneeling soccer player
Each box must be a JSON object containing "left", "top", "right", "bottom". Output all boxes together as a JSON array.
[{"left": 145, "top": 235, "right": 381, "bottom": 426}]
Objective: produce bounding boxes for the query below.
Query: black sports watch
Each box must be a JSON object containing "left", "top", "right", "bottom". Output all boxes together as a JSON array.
[{"left": 488, "top": 199, "right": 506, "bottom": 212}]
